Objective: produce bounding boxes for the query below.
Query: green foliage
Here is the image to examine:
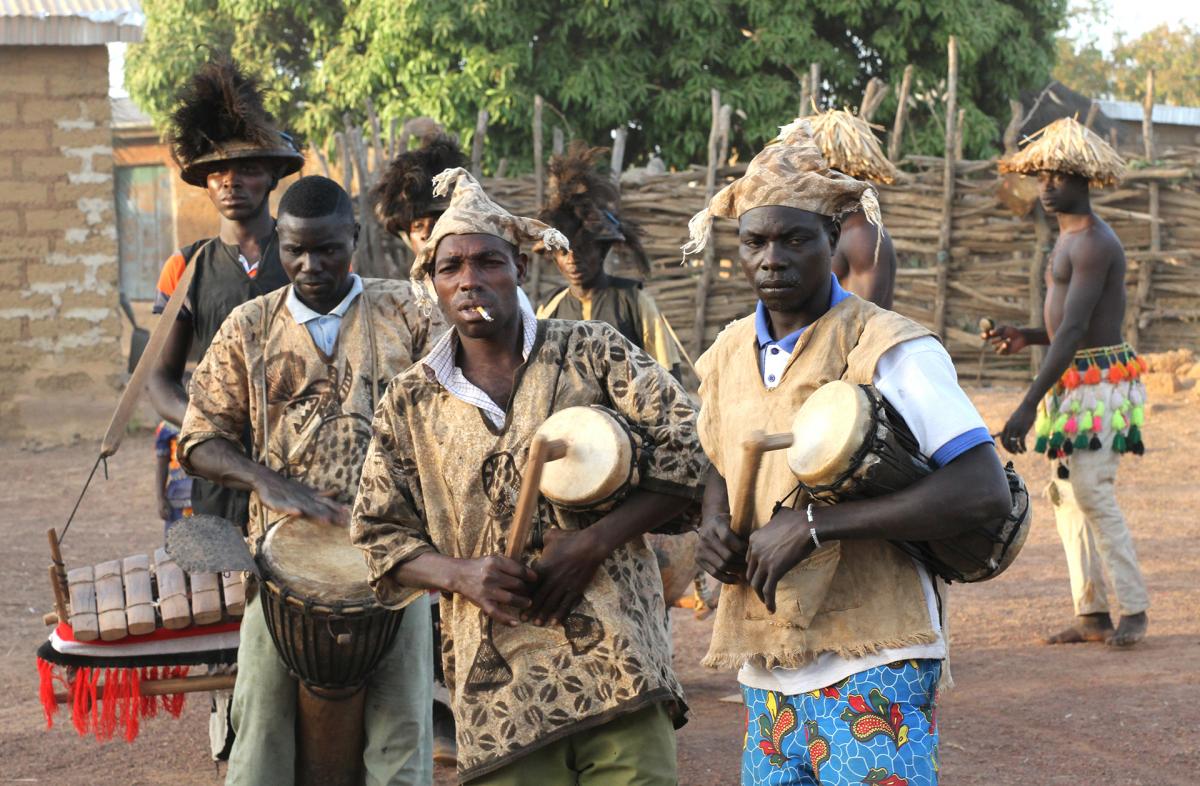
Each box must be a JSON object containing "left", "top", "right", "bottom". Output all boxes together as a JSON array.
[
  {"left": 1054, "top": 1, "right": 1200, "bottom": 106},
  {"left": 127, "top": 0, "right": 1068, "bottom": 170}
]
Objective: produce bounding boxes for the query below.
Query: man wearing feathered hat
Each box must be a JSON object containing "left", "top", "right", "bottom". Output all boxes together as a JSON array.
[
  {"left": 987, "top": 116, "right": 1150, "bottom": 648},
  {"left": 147, "top": 58, "right": 304, "bottom": 532},
  {"left": 535, "top": 142, "right": 683, "bottom": 380},
  {"left": 807, "top": 109, "right": 900, "bottom": 308},
  {"left": 689, "top": 119, "right": 1009, "bottom": 785},
  {"left": 351, "top": 168, "right": 707, "bottom": 784}
]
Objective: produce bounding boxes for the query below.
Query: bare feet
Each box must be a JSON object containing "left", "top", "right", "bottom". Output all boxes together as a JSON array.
[
  {"left": 1106, "top": 612, "right": 1148, "bottom": 648},
  {"left": 1042, "top": 613, "right": 1113, "bottom": 644}
]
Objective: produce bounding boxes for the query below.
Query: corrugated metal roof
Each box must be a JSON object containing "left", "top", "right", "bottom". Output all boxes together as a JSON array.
[
  {"left": 110, "top": 94, "right": 151, "bottom": 129},
  {"left": 0, "top": 0, "right": 142, "bottom": 45},
  {"left": 1097, "top": 99, "right": 1200, "bottom": 128}
]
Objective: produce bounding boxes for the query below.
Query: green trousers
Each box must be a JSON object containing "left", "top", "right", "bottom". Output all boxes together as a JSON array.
[
  {"left": 467, "top": 702, "right": 677, "bottom": 785},
  {"left": 226, "top": 592, "right": 433, "bottom": 786}
]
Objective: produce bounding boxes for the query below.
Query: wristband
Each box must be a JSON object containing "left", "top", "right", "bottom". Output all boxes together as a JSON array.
[{"left": 806, "top": 503, "right": 821, "bottom": 549}]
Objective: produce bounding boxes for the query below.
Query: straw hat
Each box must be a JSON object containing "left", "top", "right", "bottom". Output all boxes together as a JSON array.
[
  {"left": 681, "top": 118, "right": 881, "bottom": 259},
  {"left": 999, "top": 117, "right": 1125, "bottom": 188},
  {"left": 807, "top": 108, "right": 898, "bottom": 184},
  {"left": 167, "top": 59, "right": 304, "bottom": 187}
]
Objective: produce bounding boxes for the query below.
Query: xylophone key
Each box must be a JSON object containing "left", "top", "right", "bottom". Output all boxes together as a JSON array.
[
  {"left": 190, "top": 572, "right": 222, "bottom": 625},
  {"left": 154, "top": 548, "right": 192, "bottom": 630},
  {"left": 221, "top": 571, "right": 246, "bottom": 618},
  {"left": 66, "top": 566, "right": 99, "bottom": 641},
  {"left": 94, "top": 559, "right": 128, "bottom": 641},
  {"left": 122, "top": 554, "right": 156, "bottom": 635}
]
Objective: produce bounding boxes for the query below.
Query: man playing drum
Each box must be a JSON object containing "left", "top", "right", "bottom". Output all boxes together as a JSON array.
[
  {"left": 178, "top": 176, "right": 442, "bottom": 785},
  {"left": 351, "top": 168, "right": 707, "bottom": 784},
  {"left": 687, "top": 119, "right": 1010, "bottom": 786},
  {"left": 989, "top": 118, "right": 1150, "bottom": 648}
]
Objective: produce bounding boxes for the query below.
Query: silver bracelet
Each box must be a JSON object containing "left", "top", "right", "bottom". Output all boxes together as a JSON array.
[{"left": 806, "top": 503, "right": 821, "bottom": 549}]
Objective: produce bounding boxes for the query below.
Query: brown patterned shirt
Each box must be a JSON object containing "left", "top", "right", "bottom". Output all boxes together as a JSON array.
[{"left": 351, "top": 318, "right": 707, "bottom": 781}]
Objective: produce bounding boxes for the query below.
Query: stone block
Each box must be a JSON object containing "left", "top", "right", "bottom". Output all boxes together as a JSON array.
[
  {"left": 0, "top": 261, "right": 26, "bottom": 288},
  {"left": 26, "top": 262, "right": 86, "bottom": 285},
  {"left": 0, "top": 126, "right": 52, "bottom": 153},
  {"left": 0, "top": 290, "right": 54, "bottom": 311},
  {"left": 51, "top": 126, "right": 109, "bottom": 148},
  {"left": 51, "top": 181, "right": 112, "bottom": 205},
  {"left": 0, "top": 316, "right": 28, "bottom": 342},
  {"left": 19, "top": 155, "right": 79, "bottom": 179},
  {"left": 20, "top": 98, "right": 86, "bottom": 125},
  {"left": 0, "top": 180, "right": 48, "bottom": 206},
  {"left": 0, "top": 210, "right": 19, "bottom": 233},
  {"left": 20, "top": 208, "right": 69, "bottom": 234},
  {"left": 0, "top": 72, "right": 48, "bottom": 96},
  {"left": 0, "top": 237, "right": 49, "bottom": 261},
  {"left": 50, "top": 235, "right": 117, "bottom": 257},
  {"left": 1142, "top": 372, "right": 1180, "bottom": 398}
]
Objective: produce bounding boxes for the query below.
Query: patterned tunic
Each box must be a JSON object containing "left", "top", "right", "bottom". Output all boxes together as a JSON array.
[
  {"left": 178, "top": 278, "right": 443, "bottom": 543},
  {"left": 351, "top": 319, "right": 708, "bottom": 781}
]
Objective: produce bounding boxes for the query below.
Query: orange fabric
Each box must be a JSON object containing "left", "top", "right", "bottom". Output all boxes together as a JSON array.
[{"left": 156, "top": 252, "right": 187, "bottom": 298}]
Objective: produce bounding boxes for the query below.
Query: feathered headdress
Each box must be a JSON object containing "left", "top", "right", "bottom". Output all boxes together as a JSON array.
[
  {"left": 410, "top": 168, "right": 570, "bottom": 309},
  {"left": 167, "top": 59, "right": 304, "bottom": 187},
  {"left": 999, "top": 117, "right": 1125, "bottom": 188},
  {"left": 538, "top": 142, "right": 650, "bottom": 275},
  {"left": 372, "top": 135, "right": 469, "bottom": 237},
  {"left": 681, "top": 118, "right": 882, "bottom": 260}
]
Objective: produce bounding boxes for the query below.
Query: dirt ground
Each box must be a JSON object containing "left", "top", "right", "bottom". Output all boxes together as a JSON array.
[{"left": 1, "top": 385, "right": 1197, "bottom": 785}]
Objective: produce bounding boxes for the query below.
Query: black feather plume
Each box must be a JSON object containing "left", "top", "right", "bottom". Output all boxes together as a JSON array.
[
  {"left": 167, "top": 59, "right": 280, "bottom": 167},
  {"left": 372, "top": 135, "right": 468, "bottom": 236}
]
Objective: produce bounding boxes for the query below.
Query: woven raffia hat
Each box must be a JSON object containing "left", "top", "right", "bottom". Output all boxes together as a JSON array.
[
  {"left": 999, "top": 117, "right": 1125, "bottom": 188},
  {"left": 807, "top": 108, "right": 898, "bottom": 184},
  {"left": 682, "top": 118, "right": 882, "bottom": 258},
  {"left": 167, "top": 59, "right": 305, "bottom": 187},
  {"left": 410, "top": 167, "right": 570, "bottom": 306}
]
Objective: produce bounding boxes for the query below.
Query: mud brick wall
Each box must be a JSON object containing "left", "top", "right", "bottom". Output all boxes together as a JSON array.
[{"left": 0, "top": 45, "right": 123, "bottom": 446}]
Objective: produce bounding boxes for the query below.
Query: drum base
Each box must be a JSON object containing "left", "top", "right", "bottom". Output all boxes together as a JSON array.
[{"left": 296, "top": 683, "right": 366, "bottom": 786}]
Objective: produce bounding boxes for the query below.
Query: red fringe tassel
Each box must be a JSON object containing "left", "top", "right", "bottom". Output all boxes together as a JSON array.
[{"left": 36, "top": 657, "right": 190, "bottom": 743}]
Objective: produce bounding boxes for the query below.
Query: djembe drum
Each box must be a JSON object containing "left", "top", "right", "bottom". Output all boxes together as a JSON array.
[
  {"left": 741, "top": 381, "right": 1030, "bottom": 583},
  {"left": 508, "top": 406, "right": 698, "bottom": 604},
  {"left": 257, "top": 517, "right": 405, "bottom": 786}
]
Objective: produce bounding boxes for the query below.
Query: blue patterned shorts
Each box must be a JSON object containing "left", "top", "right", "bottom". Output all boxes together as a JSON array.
[{"left": 741, "top": 659, "right": 941, "bottom": 786}]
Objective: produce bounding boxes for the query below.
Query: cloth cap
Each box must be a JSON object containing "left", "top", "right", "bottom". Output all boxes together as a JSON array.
[
  {"left": 411, "top": 168, "right": 570, "bottom": 306},
  {"left": 681, "top": 118, "right": 881, "bottom": 258}
]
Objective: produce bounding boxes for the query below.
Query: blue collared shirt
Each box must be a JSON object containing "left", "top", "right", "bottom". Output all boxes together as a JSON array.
[
  {"left": 285, "top": 274, "right": 364, "bottom": 356},
  {"left": 755, "top": 274, "right": 851, "bottom": 387}
]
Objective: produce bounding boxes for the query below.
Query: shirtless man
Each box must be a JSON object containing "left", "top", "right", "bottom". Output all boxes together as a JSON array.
[
  {"left": 987, "top": 129, "right": 1150, "bottom": 647},
  {"left": 810, "top": 109, "right": 899, "bottom": 308}
]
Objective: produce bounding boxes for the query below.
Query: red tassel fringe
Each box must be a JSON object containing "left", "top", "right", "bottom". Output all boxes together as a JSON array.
[{"left": 36, "top": 658, "right": 190, "bottom": 743}]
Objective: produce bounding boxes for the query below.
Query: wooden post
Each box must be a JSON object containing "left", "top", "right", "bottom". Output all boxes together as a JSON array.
[
  {"left": 1084, "top": 100, "right": 1100, "bottom": 129},
  {"left": 531, "top": 96, "right": 545, "bottom": 301},
  {"left": 611, "top": 126, "right": 628, "bottom": 186},
  {"left": 691, "top": 89, "right": 722, "bottom": 357},
  {"left": 1132, "top": 69, "right": 1159, "bottom": 347},
  {"left": 888, "top": 65, "right": 913, "bottom": 162},
  {"left": 933, "top": 37, "right": 958, "bottom": 338},
  {"left": 335, "top": 132, "right": 353, "bottom": 195},
  {"left": 799, "top": 78, "right": 811, "bottom": 117},
  {"left": 312, "top": 145, "right": 333, "bottom": 179},
  {"left": 1003, "top": 99, "right": 1024, "bottom": 155},
  {"left": 1031, "top": 203, "right": 1051, "bottom": 374},
  {"left": 859, "top": 78, "right": 889, "bottom": 121},
  {"left": 954, "top": 107, "right": 966, "bottom": 162},
  {"left": 365, "top": 98, "right": 387, "bottom": 171},
  {"left": 809, "top": 62, "right": 822, "bottom": 109},
  {"left": 471, "top": 108, "right": 489, "bottom": 178},
  {"left": 717, "top": 104, "right": 733, "bottom": 173}
]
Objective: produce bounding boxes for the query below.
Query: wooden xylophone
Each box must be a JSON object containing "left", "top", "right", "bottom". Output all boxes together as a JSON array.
[{"left": 45, "top": 528, "right": 245, "bottom": 640}]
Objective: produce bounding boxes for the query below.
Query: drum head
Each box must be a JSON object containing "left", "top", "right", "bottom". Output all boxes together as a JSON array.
[
  {"left": 260, "top": 518, "right": 375, "bottom": 604},
  {"left": 787, "top": 381, "right": 874, "bottom": 485},
  {"left": 537, "top": 406, "right": 633, "bottom": 508}
]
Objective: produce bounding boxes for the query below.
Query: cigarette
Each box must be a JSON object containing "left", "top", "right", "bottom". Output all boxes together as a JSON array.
[{"left": 475, "top": 306, "right": 494, "bottom": 322}]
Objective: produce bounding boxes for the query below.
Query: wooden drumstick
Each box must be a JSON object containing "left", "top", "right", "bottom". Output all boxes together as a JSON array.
[
  {"left": 505, "top": 435, "right": 569, "bottom": 560},
  {"left": 729, "top": 431, "right": 794, "bottom": 538}
]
